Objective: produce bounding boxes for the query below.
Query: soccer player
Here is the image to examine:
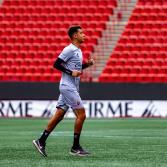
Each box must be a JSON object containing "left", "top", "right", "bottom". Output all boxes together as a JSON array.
[{"left": 33, "top": 25, "right": 94, "bottom": 157}]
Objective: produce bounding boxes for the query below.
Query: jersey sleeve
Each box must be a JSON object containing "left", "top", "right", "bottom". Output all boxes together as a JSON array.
[{"left": 58, "top": 47, "right": 73, "bottom": 62}]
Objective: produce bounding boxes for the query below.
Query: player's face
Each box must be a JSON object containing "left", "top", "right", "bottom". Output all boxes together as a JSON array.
[{"left": 75, "top": 29, "right": 86, "bottom": 43}]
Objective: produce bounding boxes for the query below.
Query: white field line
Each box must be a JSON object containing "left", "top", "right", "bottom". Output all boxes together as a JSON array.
[{"left": 50, "top": 131, "right": 167, "bottom": 139}]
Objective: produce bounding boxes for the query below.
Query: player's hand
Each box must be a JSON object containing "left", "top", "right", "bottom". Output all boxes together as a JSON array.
[
  {"left": 87, "top": 58, "right": 95, "bottom": 66},
  {"left": 72, "top": 70, "right": 82, "bottom": 77}
]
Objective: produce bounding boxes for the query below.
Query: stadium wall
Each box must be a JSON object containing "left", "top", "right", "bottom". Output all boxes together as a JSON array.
[
  {"left": 0, "top": 82, "right": 166, "bottom": 100},
  {"left": 0, "top": 82, "right": 167, "bottom": 118}
]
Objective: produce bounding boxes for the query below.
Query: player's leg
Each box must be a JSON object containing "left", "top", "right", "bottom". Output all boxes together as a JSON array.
[
  {"left": 39, "top": 107, "right": 66, "bottom": 144},
  {"left": 45, "top": 107, "right": 65, "bottom": 131},
  {"left": 60, "top": 88, "right": 90, "bottom": 156},
  {"left": 33, "top": 94, "right": 68, "bottom": 157},
  {"left": 70, "top": 107, "right": 90, "bottom": 156},
  {"left": 73, "top": 107, "right": 86, "bottom": 147},
  {"left": 33, "top": 108, "right": 65, "bottom": 157}
]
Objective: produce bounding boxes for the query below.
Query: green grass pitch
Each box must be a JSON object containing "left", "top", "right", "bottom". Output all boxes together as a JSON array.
[{"left": 0, "top": 118, "right": 167, "bottom": 167}]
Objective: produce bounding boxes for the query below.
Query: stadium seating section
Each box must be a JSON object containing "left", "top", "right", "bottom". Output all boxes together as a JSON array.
[
  {"left": 99, "top": 0, "right": 167, "bottom": 82},
  {"left": 0, "top": 0, "right": 117, "bottom": 82}
]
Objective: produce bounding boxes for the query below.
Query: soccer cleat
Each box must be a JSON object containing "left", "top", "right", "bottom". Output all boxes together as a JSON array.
[
  {"left": 32, "top": 139, "right": 47, "bottom": 157},
  {"left": 70, "top": 145, "right": 90, "bottom": 156}
]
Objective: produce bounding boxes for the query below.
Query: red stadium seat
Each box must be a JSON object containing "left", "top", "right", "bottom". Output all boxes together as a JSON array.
[
  {"left": 99, "top": 0, "right": 167, "bottom": 83},
  {"left": 0, "top": 0, "right": 115, "bottom": 82}
]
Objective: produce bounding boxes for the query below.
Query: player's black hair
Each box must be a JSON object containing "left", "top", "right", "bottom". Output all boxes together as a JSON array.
[{"left": 68, "top": 25, "right": 82, "bottom": 39}]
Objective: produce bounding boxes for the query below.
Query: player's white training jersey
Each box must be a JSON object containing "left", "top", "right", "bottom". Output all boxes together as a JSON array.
[{"left": 58, "top": 43, "right": 83, "bottom": 91}]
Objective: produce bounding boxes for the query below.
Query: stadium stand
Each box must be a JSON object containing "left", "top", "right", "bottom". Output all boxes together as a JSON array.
[
  {"left": 0, "top": 0, "right": 117, "bottom": 82},
  {"left": 99, "top": 0, "right": 167, "bottom": 83}
]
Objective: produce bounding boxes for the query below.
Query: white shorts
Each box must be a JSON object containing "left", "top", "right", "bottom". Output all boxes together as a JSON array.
[{"left": 56, "top": 86, "right": 84, "bottom": 112}]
